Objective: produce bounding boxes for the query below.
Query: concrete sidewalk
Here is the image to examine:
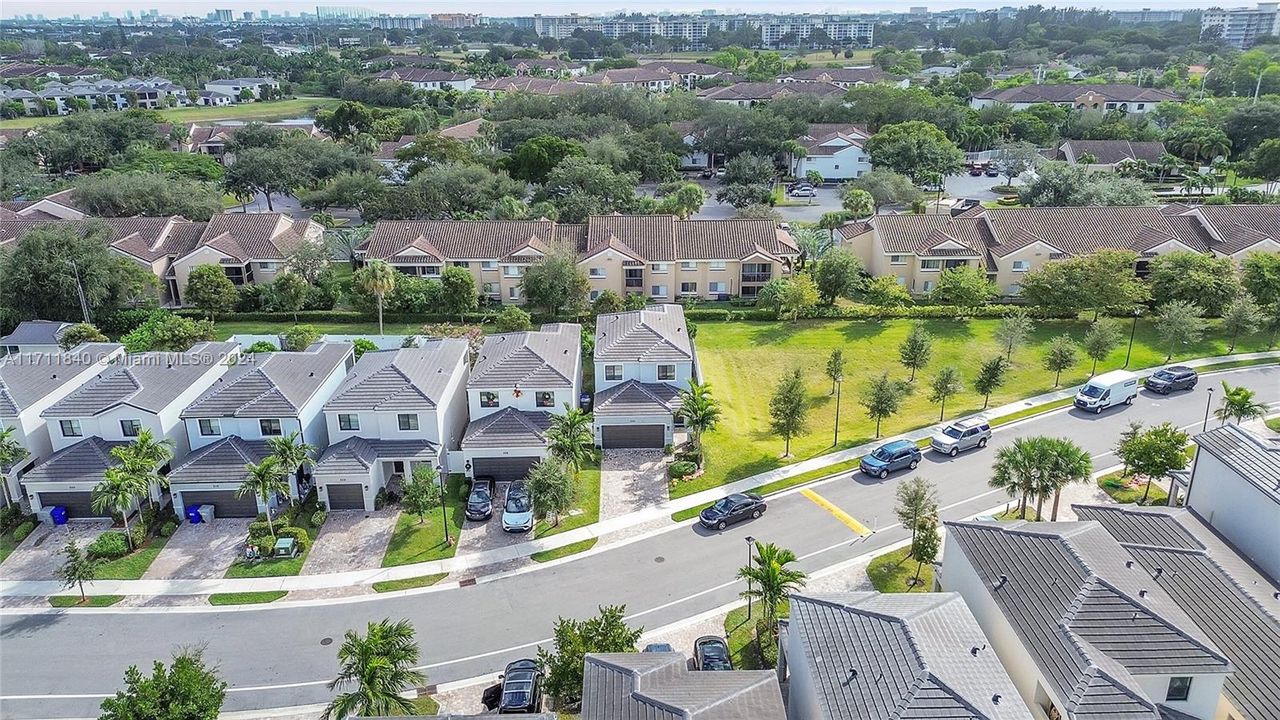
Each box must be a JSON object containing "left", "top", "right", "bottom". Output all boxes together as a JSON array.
[{"left": 2, "top": 351, "right": 1274, "bottom": 599}]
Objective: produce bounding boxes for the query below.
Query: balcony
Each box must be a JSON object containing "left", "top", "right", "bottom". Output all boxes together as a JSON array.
[{"left": 741, "top": 273, "right": 772, "bottom": 284}]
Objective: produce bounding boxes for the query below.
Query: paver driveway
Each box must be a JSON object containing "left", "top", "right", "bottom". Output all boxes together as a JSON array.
[
  {"left": 0, "top": 520, "right": 113, "bottom": 581},
  {"left": 600, "top": 449, "right": 669, "bottom": 521},
  {"left": 303, "top": 508, "right": 398, "bottom": 574},
  {"left": 143, "top": 518, "right": 252, "bottom": 579}
]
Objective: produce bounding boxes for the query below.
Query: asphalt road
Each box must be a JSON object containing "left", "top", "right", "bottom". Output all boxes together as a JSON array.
[{"left": 2, "top": 365, "right": 1277, "bottom": 718}]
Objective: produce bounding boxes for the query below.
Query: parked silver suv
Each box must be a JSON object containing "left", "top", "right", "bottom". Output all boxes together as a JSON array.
[{"left": 930, "top": 418, "right": 991, "bottom": 456}]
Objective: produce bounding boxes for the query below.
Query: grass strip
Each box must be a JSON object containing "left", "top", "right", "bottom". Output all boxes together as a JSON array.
[
  {"left": 208, "top": 591, "right": 287, "bottom": 605},
  {"left": 371, "top": 573, "right": 449, "bottom": 593},
  {"left": 49, "top": 595, "right": 123, "bottom": 607},
  {"left": 97, "top": 536, "right": 169, "bottom": 580},
  {"left": 531, "top": 538, "right": 598, "bottom": 563},
  {"left": 671, "top": 458, "right": 863, "bottom": 522},
  {"left": 867, "top": 547, "right": 935, "bottom": 593}
]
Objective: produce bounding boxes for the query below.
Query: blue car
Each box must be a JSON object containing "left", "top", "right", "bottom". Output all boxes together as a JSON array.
[{"left": 859, "top": 440, "right": 921, "bottom": 479}]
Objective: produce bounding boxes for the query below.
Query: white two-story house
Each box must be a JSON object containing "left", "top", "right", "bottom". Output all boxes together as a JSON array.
[
  {"left": 592, "top": 305, "right": 695, "bottom": 448},
  {"left": 460, "top": 323, "right": 582, "bottom": 484},
  {"left": 25, "top": 342, "right": 239, "bottom": 520},
  {"left": 0, "top": 320, "right": 72, "bottom": 356},
  {"left": 311, "top": 342, "right": 470, "bottom": 512}
]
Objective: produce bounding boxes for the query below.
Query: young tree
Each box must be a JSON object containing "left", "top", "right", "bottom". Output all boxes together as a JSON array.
[
  {"left": 353, "top": 260, "right": 397, "bottom": 335},
  {"left": 677, "top": 380, "right": 721, "bottom": 458},
  {"left": 894, "top": 476, "right": 937, "bottom": 550},
  {"left": 930, "top": 266, "right": 998, "bottom": 312},
  {"left": 1042, "top": 334, "right": 1078, "bottom": 387},
  {"left": 526, "top": 458, "right": 576, "bottom": 527},
  {"left": 183, "top": 265, "right": 239, "bottom": 320},
  {"left": 281, "top": 324, "right": 321, "bottom": 351},
  {"left": 909, "top": 514, "right": 940, "bottom": 588},
  {"left": 1215, "top": 381, "right": 1268, "bottom": 425},
  {"left": 521, "top": 241, "right": 590, "bottom": 317},
  {"left": 928, "top": 365, "right": 963, "bottom": 420},
  {"left": 57, "top": 323, "right": 108, "bottom": 350},
  {"left": 440, "top": 266, "right": 478, "bottom": 320},
  {"left": 266, "top": 431, "right": 315, "bottom": 499},
  {"left": 269, "top": 272, "right": 310, "bottom": 323},
  {"left": 862, "top": 275, "right": 912, "bottom": 312},
  {"left": 57, "top": 540, "right": 100, "bottom": 602},
  {"left": 769, "top": 368, "right": 809, "bottom": 457},
  {"left": 100, "top": 650, "right": 227, "bottom": 720},
  {"left": 1153, "top": 300, "right": 1206, "bottom": 361},
  {"left": 592, "top": 290, "right": 625, "bottom": 316},
  {"left": 994, "top": 309, "right": 1034, "bottom": 361},
  {"left": 738, "top": 541, "right": 807, "bottom": 637},
  {"left": 845, "top": 169, "right": 921, "bottom": 212},
  {"left": 236, "top": 457, "right": 288, "bottom": 537},
  {"left": 656, "top": 182, "right": 707, "bottom": 219},
  {"left": 813, "top": 249, "right": 864, "bottom": 305},
  {"left": 538, "top": 605, "right": 643, "bottom": 709},
  {"left": 401, "top": 464, "right": 443, "bottom": 527},
  {"left": 1081, "top": 320, "right": 1123, "bottom": 375},
  {"left": 840, "top": 187, "right": 874, "bottom": 218},
  {"left": 824, "top": 348, "right": 845, "bottom": 395},
  {"left": 993, "top": 140, "right": 1039, "bottom": 186},
  {"left": 110, "top": 429, "right": 174, "bottom": 511},
  {"left": 972, "top": 356, "right": 1008, "bottom": 409},
  {"left": 860, "top": 372, "right": 906, "bottom": 438},
  {"left": 1126, "top": 422, "right": 1190, "bottom": 504},
  {"left": 495, "top": 305, "right": 533, "bottom": 332},
  {"left": 546, "top": 407, "right": 593, "bottom": 476},
  {"left": 92, "top": 468, "right": 142, "bottom": 551},
  {"left": 323, "top": 619, "right": 425, "bottom": 720},
  {"left": 897, "top": 322, "right": 932, "bottom": 381},
  {"left": 1221, "top": 292, "right": 1263, "bottom": 352},
  {"left": 777, "top": 274, "right": 819, "bottom": 321}
]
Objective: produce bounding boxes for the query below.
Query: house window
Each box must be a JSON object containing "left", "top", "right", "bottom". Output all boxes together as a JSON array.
[
  {"left": 1012, "top": 260, "right": 1031, "bottom": 272},
  {"left": 709, "top": 281, "right": 727, "bottom": 294},
  {"left": 397, "top": 414, "right": 419, "bottom": 431},
  {"left": 709, "top": 261, "right": 727, "bottom": 271},
  {"left": 198, "top": 419, "right": 220, "bottom": 437},
  {"left": 259, "top": 419, "right": 283, "bottom": 436},
  {"left": 482, "top": 260, "right": 499, "bottom": 270},
  {"left": 922, "top": 280, "right": 935, "bottom": 293},
  {"left": 1166, "top": 677, "right": 1192, "bottom": 702},
  {"left": 680, "top": 282, "right": 697, "bottom": 294},
  {"left": 657, "top": 364, "right": 676, "bottom": 380},
  {"left": 680, "top": 261, "right": 697, "bottom": 271},
  {"left": 503, "top": 266, "right": 523, "bottom": 278},
  {"left": 650, "top": 263, "right": 669, "bottom": 274},
  {"left": 338, "top": 414, "right": 360, "bottom": 431},
  {"left": 889, "top": 255, "right": 906, "bottom": 265},
  {"left": 920, "top": 259, "right": 943, "bottom": 270},
  {"left": 535, "top": 391, "right": 555, "bottom": 408},
  {"left": 651, "top": 285, "right": 668, "bottom": 297},
  {"left": 479, "top": 391, "right": 499, "bottom": 408},
  {"left": 120, "top": 419, "right": 142, "bottom": 437},
  {"left": 421, "top": 266, "right": 441, "bottom": 276},
  {"left": 1137, "top": 103, "right": 1145, "bottom": 110},
  {"left": 60, "top": 420, "right": 82, "bottom": 437},
  {"left": 508, "top": 286, "right": 520, "bottom": 300},
  {"left": 451, "top": 261, "right": 470, "bottom": 268},
  {"left": 483, "top": 282, "right": 499, "bottom": 295},
  {"left": 604, "top": 364, "right": 623, "bottom": 381},
  {"left": 259, "top": 262, "right": 279, "bottom": 272},
  {"left": 589, "top": 267, "right": 606, "bottom": 278}
]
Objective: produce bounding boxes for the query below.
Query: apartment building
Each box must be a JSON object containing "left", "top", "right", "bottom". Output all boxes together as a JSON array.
[
  {"left": 575, "top": 67, "right": 673, "bottom": 93},
  {"left": 372, "top": 67, "right": 475, "bottom": 91},
  {"left": 698, "top": 81, "right": 846, "bottom": 105},
  {"left": 776, "top": 66, "right": 908, "bottom": 88},
  {"left": 203, "top": 77, "right": 280, "bottom": 100},
  {"left": 1202, "top": 3, "right": 1280, "bottom": 48},
  {"left": 788, "top": 123, "right": 872, "bottom": 181},
  {"left": 758, "top": 15, "right": 875, "bottom": 47},
  {"left": 970, "top": 83, "right": 1183, "bottom": 114}
]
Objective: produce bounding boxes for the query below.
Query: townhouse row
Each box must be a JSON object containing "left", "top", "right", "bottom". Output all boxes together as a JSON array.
[
  {"left": 0, "top": 76, "right": 279, "bottom": 116},
  {"left": 0, "top": 304, "right": 696, "bottom": 520}
]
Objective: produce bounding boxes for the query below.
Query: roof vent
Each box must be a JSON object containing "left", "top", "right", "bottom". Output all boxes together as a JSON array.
[
  {"left": 847, "top": 668, "right": 857, "bottom": 679},
  {"left": 994, "top": 574, "right": 1008, "bottom": 589},
  {"left": 1153, "top": 567, "right": 1164, "bottom": 579},
  {"left": 167, "top": 362, "right": 173, "bottom": 369},
  {"left": 1125, "top": 560, "right": 1134, "bottom": 568},
  {"left": 1138, "top": 589, "right": 1148, "bottom": 598},
  {"left": 992, "top": 694, "right": 1001, "bottom": 705},
  {"left": 970, "top": 646, "right": 980, "bottom": 656},
  {"left": 309, "top": 372, "right": 315, "bottom": 377}
]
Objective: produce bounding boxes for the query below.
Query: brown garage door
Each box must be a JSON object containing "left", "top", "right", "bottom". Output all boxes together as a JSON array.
[
  {"left": 472, "top": 456, "right": 539, "bottom": 484},
  {"left": 601, "top": 425, "right": 665, "bottom": 449},
  {"left": 178, "top": 489, "right": 259, "bottom": 518},
  {"left": 325, "top": 483, "right": 366, "bottom": 510},
  {"left": 36, "top": 491, "right": 110, "bottom": 518}
]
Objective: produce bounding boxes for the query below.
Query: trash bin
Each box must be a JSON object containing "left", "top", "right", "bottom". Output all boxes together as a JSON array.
[
  {"left": 49, "top": 506, "right": 68, "bottom": 525},
  {"left": 186, "top": 505, "right": 203, "bottom": 524},
  {"left": 198, "top": 504, "right": 215, "bottom": 524}
]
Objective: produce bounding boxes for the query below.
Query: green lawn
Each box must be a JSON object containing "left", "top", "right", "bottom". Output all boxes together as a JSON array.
[
  {"left": 1266, "top": 417, "right": 1280, "bottom": 433},
  {"left": 224, "top": 506, "right": 322, "bottom": 578},
  {"left": 723, "top": 602, "right": 787, "bottom": 670},
  {"left": 97, "top": 536, "right": 168, "bottom": 580},
  {"left": 0, "top": 97, "right": 340, "bottom": 129},
  {"left": 208, "top": 590, "right": 288, "bottom": 605},
  {"left": 993, "top": 506, "right": 1040, "bottom": 521},
  {"left": 866, "top": 547, "right": 935, "bottom": 593},
  {"left": 0, "top": 532, "right": 18, "bottom": 565},
  {"left": 682, "top": 317, "right": 1273, "bottom": 497},
  {"left": 531, "top": 538, "right": 597, "bottom": 563},
  {"left": 534, "top": 459, "right": 601, "bottom": 539},
  {"left": 49, "top": 595, "right": 124, "bottom": 607},
  {"left": 371, "top": 573, "right": 449, "bottom": 592},
  {"left": 1097, "top": 471, "right": 1170, "bottom": 505},
  {"left": 381, "top": 474, "right": 467, "bottom": 568}
]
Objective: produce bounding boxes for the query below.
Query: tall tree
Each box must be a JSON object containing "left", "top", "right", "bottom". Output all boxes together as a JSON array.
[
  {"left": 1081, "top": 320, "right": 1122, "bottom": 376},
  {"left": 677, "top": 381, "right": 721, "bottom": 460},
  {"left": 860, "top": 372, "right": 906, "bottom": 438},
  {"left": 1018, "top": 250, "right": 1147, "bottom": 318},
  {"left": 1215, "top": 381, "right": 1268, "bottom": 425},
  {"left": 1153, "top": 300, "right": 1206, "bottom": 361},
  {"left": 526, "top": 458, "right": 576, "bottom": 527},
  {"left": 1044, "top": 437, "right": 1092, "bottom": 521},
  {"left": 864, "top": 121, "right": 963, "bottom": 183},
  {"left": 57, "top": 540, "right": 100, "bottom": 602},
  {"left": 738, "top": 541, "right": 807, "bottom": 636},
  {"left": 323, "top": 619, "right": 425, "bottom": 720},
  {"left": 929, "top": 266, "right": 997, "bottom": 312},
  {"left": 897, "top": 322, "right": 932, "bottom": 381},
  {"left": 994, "top": 309, "right": 1034, "bottom": 361},
  {"left": 546, "top": 406, "right": 594, "bottom": 476},
  {"left": 813, "top": 249, "right": 864, "bottom": 305},
  {"left": 236, "top": 457, "right": 288, "bottom": 537},
  {"left": 1147, "top": 251, "right": 1239, "bottom": 316},
  {"left": 537, "top": 605, "right": 642, "bottom": 709},
  {"left": 845, "top": 169, "right": 921, "bottom": 212},
  {"left": 520, "top": 241, "right": 590, "bottom": 317},
  {"left": 1241, "top": 252, "right": 1280, "bottom": 307},
  {"left": 184, "top": 265, "right": 239, "bottom": 320},
  {"left": 928, "top": 365, "right": 963, "bottom": 421},
  {"left": 439, "top": 266, "right": 478, "bottom": 321},
  {"left": 824, "top": 348, "right": 845, "bottom": 395},
  {"left": 354, "top": 260, "right": 397, "bottom": 335},
  {"left": 1042, "top": 334, "right": 1078, "bottom": 387},
  {"left": 269, "top": 273, "right": 311, "bottom": 323},
  {"left": 972, "top": 356, "right": 1008, "bottom": 409},
  {"left": 989, "top": 436, "right": 1049, "bottom": 519},
  {"left": 57, "top": 323, "right": 108, "bottom": 350},
  {"left": 100, "top": 650, "right": 227, "bottom": 720},
  {"left": 1221, "top": 292, "right": 1263, "bottom": 352},
  {"left": 894, "top": 476, "right": 937, "bottom": 550},
  {"left": 769, "top": 368, "right": 809, "bottom": 457}
]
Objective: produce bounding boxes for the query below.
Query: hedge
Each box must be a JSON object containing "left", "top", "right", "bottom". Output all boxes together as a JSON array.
[
  {"left": 87, "top": 531, "right": 130, "bottom": 560},
  {"left": 11, "top": 520, "right": 35, "bottom": 543}
]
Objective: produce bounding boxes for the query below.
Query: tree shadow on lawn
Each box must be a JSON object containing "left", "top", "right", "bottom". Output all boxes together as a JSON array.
[
  {"left": 837, "top": 319, "right": 894, "bottom": 343},
  {"left": 915, "top": 318, "right": 978, "bottom": 341},
  {"left": 749, "top": 321, "right": 809, "bottom": 345}
]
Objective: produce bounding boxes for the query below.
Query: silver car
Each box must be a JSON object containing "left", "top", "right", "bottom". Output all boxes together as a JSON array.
[
  {"left": 930, "top": 418, "right": 991, "bottom": 456},
  {"left": 501, "top": 482, "right": 534, "bottom": 533}
]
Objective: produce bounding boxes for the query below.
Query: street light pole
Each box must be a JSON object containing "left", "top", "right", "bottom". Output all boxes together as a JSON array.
[
  {"left": 1124, "top": 309, "right": 1141, "bottom": 368},
  {"left": 1202, "top": 387, "right": 1214, "bottom": 432},
  {"left": 744, "top": 536, "right": 755, "bottom": 621}
]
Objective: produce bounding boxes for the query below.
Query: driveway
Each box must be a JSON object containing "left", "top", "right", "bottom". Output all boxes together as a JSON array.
[
  {"left": 143, "top": 518, "right": 252, "bottom": 579},
  {"left": 600, "top": 449, "right": 670, "bottom": 521},
  {"left": 945, "top": 172, "right": 1024, "bottom": 201},
  {"left": 302, "top": 508, "right": 398, "bottom": 574},
  {"left": 0, "top": 520, "right": 113, "bottom": 581},
  {"left": 453, "top": 485, "right": 532, "bottom": 556}
]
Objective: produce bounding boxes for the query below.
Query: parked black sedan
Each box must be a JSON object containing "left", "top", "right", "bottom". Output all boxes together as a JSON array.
[
  {"left": 1144, "top": 366, "right": 1198, "bottom": 394},
  {"left": 698, "top": 492, "right": 766, "bottom": 531},
  {"left": 694, "top": 636, "right": 733, "bottom": 670},
  {"left": 465, "top": 476, "right": 495, "bottom": 522},
  {"left": 498, "top": 658, "right": 543, "bottom": 713}
]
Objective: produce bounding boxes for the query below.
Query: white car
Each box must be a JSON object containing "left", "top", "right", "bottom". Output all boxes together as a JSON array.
[{"left": 501, "top": 482, "right": 534, "bottom": 533}]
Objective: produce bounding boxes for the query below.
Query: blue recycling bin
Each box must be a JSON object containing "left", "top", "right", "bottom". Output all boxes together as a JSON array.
[
  {"left": 186, "top": 505, "right": 203, "bottom": 524},
  {"left": 49, "top": 506, "right": 68, "bottom": 525}
]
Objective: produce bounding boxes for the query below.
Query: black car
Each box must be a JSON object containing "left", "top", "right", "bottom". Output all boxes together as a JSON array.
[
  {"left": 498, "top": 658, "right": 543, "bottom": 713},
  {"left": 1144, "top": 366, "right": 1198, "bottom": 394},
  {"left": 698, "top": 492, "right": 766, "bottom": 531},
  {"left": 694, "top": 636, "right": 733, "bottom": 670},
  {"left": 465, "top": 476, "right": 494, "bottom": 521}
]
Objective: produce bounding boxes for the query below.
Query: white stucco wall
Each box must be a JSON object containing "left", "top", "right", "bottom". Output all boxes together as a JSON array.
[
  {"left": 594, "top": 360, "right": 693, "bottom": 392},
  {"left": 1186, "top": 449, "right": 1280, "bottom": 582},
  {"left": 186, "top": 416, "right": 304, "bottom": 451},
  {"left": 467, "top": 387, "right": 576, "bottom": 419}
]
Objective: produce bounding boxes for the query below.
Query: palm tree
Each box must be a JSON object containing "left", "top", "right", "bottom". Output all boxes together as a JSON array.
[
  {"left": 92, "top": 468, "right": 143, "bottom": 551},
  {"left": 1044, "top": 438, "right": 1093, "bottom": 521},
  {"left": 267, "top": 431, "right": 316, "bottom": 503},
  {"left": 323, "top": 619, "right": 426, "bottom": 720},
  {"left": 989, "top": 437, "right": 1048, "bottom": 519},
  {"left": 545, "top": 406, "right": 593, "bottom": 477},
  {"left": 1215, "top": 381, "right": 1268, "bottom": 425},
  {"left": 677, "top": 380, "right": 721, "bottom": 461},
  {"left": 236, "top": 457, "right": 289, "bottom": 537},
  {"left": 0, "top": 426, "right": 29, "bottom": 506},
  {"left": 109, "top": 430, "right": 174, "bottom": 510},
  {"left": 355, "top": 260, "right": 397, "bottom": 335},
  {"left": 738, "top": 541, "right": 807, "bottom": 637}
]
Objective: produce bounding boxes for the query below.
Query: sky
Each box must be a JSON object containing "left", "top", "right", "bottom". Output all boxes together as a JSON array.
[{"left": 9, "top": 0, "right": 1210, "bottom": 20}]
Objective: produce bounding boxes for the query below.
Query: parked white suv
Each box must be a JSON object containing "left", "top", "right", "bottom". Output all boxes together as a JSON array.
[{"left": 930, "top": 418, "right": 991, "bottom": 456}]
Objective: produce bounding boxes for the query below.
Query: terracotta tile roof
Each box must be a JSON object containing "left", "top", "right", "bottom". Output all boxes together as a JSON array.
[
  {"left": 191, "top": 213, "right": 319, "bottom": 261},
  {"left": 439, "top": 118, "right": 485, "bottom": 141},
  {"left": 1193, "top": 205, "right": 1280, "bottom": 255},
  {"left": 374, "top": 67, "right": 471, "bottom": 83},
  {"left": 698, "top": 81, "right": 845, "bottom": 101},
  {"left": 973, "top": 83, "right": 1182, "bottom": 104},
  {"left": 375, "top": 135, "right": 415, "bottom": 160},
  {"left": 1061, "top": 139, "right": 1167, "bottom": 165},
  {"left": 982, "top": 206, "right": 1207, "bottom": 257},
  {"left": 363, "top": 220, "right": 557, "bottom": 261},
  {"left": 472, "top": 77, "right": 586, "bottom": 96},
  {"left": 0, "top": 217, "right": 207, "bottom": 261},
  {"left": 778, "top": 67, "right": 904, "bottom": 84},
  {"left": 640, "top": 61, "right": 725, "bottom": 75},
  {"left": 577, "top": 67, "right": 673, "bottom": 85}
]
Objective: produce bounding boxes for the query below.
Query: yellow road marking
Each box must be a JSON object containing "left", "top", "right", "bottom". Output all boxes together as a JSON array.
[{"left": 800, "top": 489, "right": 871, "bottom": 536}]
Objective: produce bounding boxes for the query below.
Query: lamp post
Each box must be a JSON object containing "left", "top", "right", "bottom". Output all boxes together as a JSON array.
[
  {"left": 1124, "top": 308, "right": 1141, "bottom": 368},
  {"left": 744, "top": 536, "right": 755, "bottom": 621},
  {"left": 1202, "top": 386, "right": 1214, "bottom": 433},
  {"left": 833, "top": 376, "right": 842, "bottom": 446}
]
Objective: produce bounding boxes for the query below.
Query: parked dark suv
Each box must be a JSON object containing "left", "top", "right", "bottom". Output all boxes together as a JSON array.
[
  {"left": 859, "top": 440, "right": 921, "bottom": 479},
  {"left": 1144, "top": 366, "right": 1198, "bottom": 394},
  {"left": 498, "top": 658, "right": 543, "bottom": 713}
]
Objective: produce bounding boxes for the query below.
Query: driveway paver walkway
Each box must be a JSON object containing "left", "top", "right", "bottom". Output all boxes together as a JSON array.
[
  {"left": 143, "top": 519, "right": 252, "bottom": 579},
  {"left": 0, "top": 520, "right": 112, "bottom": 581},
  {"left": 600, "top": 449, "right": 669, "bottom": 521},
  {"left": 303, "top": 509, "right": 398, "bottom": 574}
]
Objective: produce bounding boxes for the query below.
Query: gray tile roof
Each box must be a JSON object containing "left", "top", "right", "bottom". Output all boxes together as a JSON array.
[
  {"left": 468, "top": 324, "right": 580, "bottom": 390},
  {"left": 313, "top": 437, "right": 437, "bottom": 481},
  {"left": 182, "top": 343, "right": 353, "bottom": 419},
  {"left": 972, "top": 83, "right": 1181, "bottom": 104},
  {"left": 167, "top": 436, "right": 272, "bottom": 486},
  {"left": 595, "top": 305, "right": 693, "bottom": 364},
  {"left": 1193, "top": 424, "right": 1280, "bottom": 504},
  {"left": 324, "top": 341, "right": 468, "bottom": 414},
  {"left": 945, "top": 520, "right": 1234, "bottom": 720},
  {"left": 0, "top": 343, "right": 121, "bottom": 416},
  {"left": 787, "top": 592, "right": 1031, "bottom": 719},
  {"left": 1074, "top": 505, "right": 1280, "bottom": 720},
  {"left": 42, "top": 342, "right": 238, "bottom": 418},
  {"left": 0, "top": 320, "right": 70, "bottom": 346},
  {"left": 22, "top": 436, "right": 128, "bottom": 485},
  {"left": 1061, "top": 140, "right": 1167, "bottom": 165},
  {"left": 461, "top": 408, "right": 552, "bottom": 449},
  {"left": 697, "top": 80, "right": 846, "bottom": 101},
  {"left": 593, "top": 380, "right": 680, "bottom": 417},
  {"left": 581, "top": 652, "right": 785, "bottom": 720}
]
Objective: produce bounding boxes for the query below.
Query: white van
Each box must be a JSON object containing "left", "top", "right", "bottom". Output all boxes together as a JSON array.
[{"left": 1074, "top": 370, "right": 1139, "bottom": 414}]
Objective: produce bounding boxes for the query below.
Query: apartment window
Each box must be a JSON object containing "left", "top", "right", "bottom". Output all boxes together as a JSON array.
[
  {"left": 338, "top": 414, "right": 360, "bottom": 431},
  {"left": 1166, "top": 677, "right": 1192, "bottom": 702},
  {"left": 1009, "top": 283, "right": 1022, "bottom": 295},
  {"left": 479, "top": 392, "right": 499, "bottom": 408},
  {"left": 922, "top": 280, "right": 935, "bottom": 293},
  {"left": 1137, "top": 103, "right": 1146, "bottom": 110},
  {"left": 920, "top": 259, "right": 943, "bottom": 270},
  {"left": 657, "top": 364, "right": 676, "bottom": 381},
  {"left": 889, "top": 255, "right": 906, "bottom": 265},
  {"left": 589, "top": 290, "right": 600, "bottom": 301},
  {"left": 508, "top": 286, "right": 520, "bottom": 300},
  {"left": 680, "top": 261, "right": 698, "bottom": 271},
  {"left": 709, "top": 261, "right": 727, "bottom": 271},
  {"left": 709, "top": 281, "right": 727, "bottom": 294},
  {"left": 604, "top": 364, "right": 622, "bottom": 381},
  {"left": 451, "top": 261, "right": 470, "bottom": 268},
  {"left": 482, "top": 260, "right": 499, "bottom": 271},
  {"left": 503, "top": 266, "right": 523, "bottom": 278},
  {"left": 1012, "top": 260, "right": 1031, "bottom": 272},
  {"left": 535, "top": 391, "right": 555, "bottom": 408},
  {"left": 60, "top": 420, "right": 82, "bottom": 438},
  {"left": 259, "top": 419, "right": 283, "bottom": 436},
  {"left": 120, "top": 419, "right": 142, "bottom": 438},
  {"left": 397, "top": 414, "right": 419, "bottom": 431},
  {"left": 651, "top": 285, "right": 668, "bottom": 297},
  {"left": 198, "top": 419, "right": 221, "bottom": 437},
  {"left": 259, "top": 261, "right": 279, "bottom": 272},
  {"left": 650, "top": 263, "right": 670, "bottom": 274},
  {"left": 589, "top": 267, "right": 606, "bottom": 278},
  {"left": 483, "top": 282, "right": 499, "bottom": 295},
  {"left": 680, "top": 282, "right": 697, "bottom": 294},
  {"left": 421, "top": 266, "right": 441, "bottom": 276}
]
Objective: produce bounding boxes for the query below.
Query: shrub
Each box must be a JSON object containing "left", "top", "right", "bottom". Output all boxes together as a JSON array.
[
  {"left": 675, "top": 449, "right": 703, "bottom": 466},
  {"left": 684, "top": 309, "right": 731, "bottom": 321},
  {"left": 668, "top": 461, "right": 697, "bottom": 479},
  {"left": 159, "top": 520, "right": 177, "bottom": 537},
  {"left": 311, "top": 510, "right": 328, "bottom": 527},
  {"left": 0, "top": 504, "right": 29, "bottom": 533},
  {"left": 247, "top": 520, "right": 275, "bottom": 539},
  {"left": 275, "top": 526, "right": 311, "bottom": 552},
  {"left": 374, "top": 487, "right": 388, "bottom": 511},
  {"left": 11, "top": 520, "right": 35, "bottom": 543},
  {"left": 129, "top": 524, "right": 146, "bottom": 549},
  {"left": 246, "top": 340, "right": 278, "bottom": 353},
  {"left": 141, "top": 505, "right": 162, "bottom": 534},
  {"left": 87, "top": 531, "right": 130, "bottom": 560}
]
